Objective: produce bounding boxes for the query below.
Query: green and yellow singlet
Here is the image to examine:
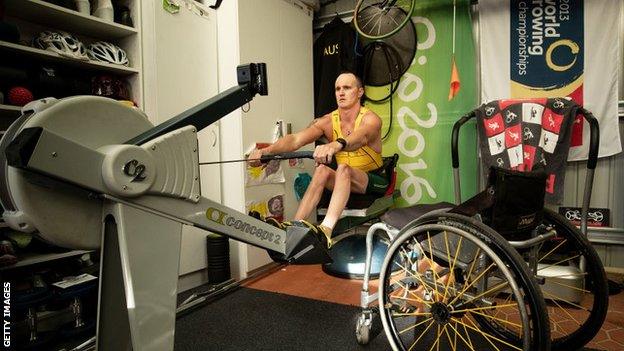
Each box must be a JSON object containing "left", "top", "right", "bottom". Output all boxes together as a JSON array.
[{"left": 331, "top": 107, "right": 382, "bottom": 172}]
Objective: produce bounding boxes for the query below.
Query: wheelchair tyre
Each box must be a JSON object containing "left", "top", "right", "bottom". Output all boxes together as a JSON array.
[
  {"left": 540, "top": 208, "right": 609, "bottom": 350},
  {"left": 378, "top": 212, "right": 550, "bottom": 351}
]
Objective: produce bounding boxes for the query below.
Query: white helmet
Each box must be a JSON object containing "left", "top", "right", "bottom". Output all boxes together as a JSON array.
[
  {"left": 87, "top": 41, "right": 129, "bottom": 66},
  {"left": 33, "top": 31, "right": 88, "bottom": 60}
]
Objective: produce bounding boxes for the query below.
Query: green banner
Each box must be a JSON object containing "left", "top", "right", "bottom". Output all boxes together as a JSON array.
[{"left": 365, "top": 0, "right": 479, "bottom": 207}]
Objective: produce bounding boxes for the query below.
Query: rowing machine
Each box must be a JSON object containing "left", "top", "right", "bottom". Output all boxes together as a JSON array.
[{"left": 0, "top": 63, "right": 329, "bottom": 351}]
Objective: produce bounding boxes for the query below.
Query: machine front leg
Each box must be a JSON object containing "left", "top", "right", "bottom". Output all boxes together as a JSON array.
[{"left": 97, "top": 201, "right": 183, "bottom": 351}]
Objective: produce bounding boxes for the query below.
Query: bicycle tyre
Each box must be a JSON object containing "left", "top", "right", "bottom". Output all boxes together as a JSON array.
[{"left": 353, "top": 0, "right": 416, "bottom": 40}]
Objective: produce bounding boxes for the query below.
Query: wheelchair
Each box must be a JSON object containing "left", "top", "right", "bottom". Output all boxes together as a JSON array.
[{"left": 355, "top": 99, "right": 609, "bottom": 351}]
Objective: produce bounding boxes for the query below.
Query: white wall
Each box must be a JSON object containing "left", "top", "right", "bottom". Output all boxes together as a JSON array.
[
  {"left": 219, "top": 0, "right": 315, "bottom": 278},
  {"left": 216, "top": 0, "right": 248, "bottom": 281}
]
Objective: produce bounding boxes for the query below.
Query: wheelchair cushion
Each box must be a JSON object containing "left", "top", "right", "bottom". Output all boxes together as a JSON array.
[{"left": 380, "top": 202, "right": 454, "bottom": 230}]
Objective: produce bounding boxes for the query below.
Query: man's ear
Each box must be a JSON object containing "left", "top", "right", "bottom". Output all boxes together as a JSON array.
[{"left": 358, "top": 87, "right": 364, "bottom": 98}]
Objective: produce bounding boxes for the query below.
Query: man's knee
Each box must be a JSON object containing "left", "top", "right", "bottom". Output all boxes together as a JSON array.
[
  {"left": 312, "top": 164, "right": 332, "bottom": 183},
  {"left": 336, "top": 164, "right": 352, "bottom": 180}
]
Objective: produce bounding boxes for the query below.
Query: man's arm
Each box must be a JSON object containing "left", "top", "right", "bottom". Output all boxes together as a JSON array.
[
  {"left": 262, "top": 116, "right": 328, "bottom": 154},
  {"left": 338, "top": 111, "right": 381, "bottom": 151},
  {"left": 248, "top": 115, "right": 330, "bottom": 165},
  {"left": 312, "top": 111, "right": 382, "bottom": 164}
]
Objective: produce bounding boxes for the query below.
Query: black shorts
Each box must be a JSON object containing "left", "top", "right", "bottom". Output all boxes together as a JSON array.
[{"left": 365, "top": 168, "right": 389, "bottom": 195}]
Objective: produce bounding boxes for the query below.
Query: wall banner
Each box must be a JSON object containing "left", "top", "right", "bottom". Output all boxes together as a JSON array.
[
  {"left": 480, "top": 0, "right": 622, "bottom": 161},
  {"left": 366, "top": 0, "right": 479, "bottom": 207}
]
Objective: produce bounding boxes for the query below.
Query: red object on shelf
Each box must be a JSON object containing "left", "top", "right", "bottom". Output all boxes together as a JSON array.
[{"left": 7, "top": 86, "right": 34, "bottom": 106}]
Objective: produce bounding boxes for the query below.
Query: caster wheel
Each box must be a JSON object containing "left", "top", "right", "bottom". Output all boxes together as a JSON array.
[{"left": 355, "top": 313, "right": 371, "bottom": 345}]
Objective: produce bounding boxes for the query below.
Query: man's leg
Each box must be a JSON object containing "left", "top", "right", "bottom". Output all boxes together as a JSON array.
[
  {"left": 294, "top": 164, "right": 335, "bottom": 220},
  {"left": 319, "top": 164, "right": 368, "bottom": 232}
]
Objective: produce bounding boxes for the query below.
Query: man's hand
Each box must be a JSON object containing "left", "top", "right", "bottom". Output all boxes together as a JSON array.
[
  {"left": 313, "top": 142, "right": 342, "bottom": 165},
  {"left": 247, "top": 148, "right": 265, "bottom": 167}
]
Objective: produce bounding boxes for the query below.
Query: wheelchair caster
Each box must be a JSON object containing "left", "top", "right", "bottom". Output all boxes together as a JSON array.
[
  {"left": 355, "top": 312, "right": 372, "bottom": 345},
  {"left": 355, "top": 309, "right": 381, "bottom": 345}
]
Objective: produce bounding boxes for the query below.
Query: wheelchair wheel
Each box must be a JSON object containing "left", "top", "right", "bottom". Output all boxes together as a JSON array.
[
  {"left": 537, "top": 208, "right": 609, "bottom": 350},
  {"left": 377, "top": 212, "right": 550, "bottom": 351}
]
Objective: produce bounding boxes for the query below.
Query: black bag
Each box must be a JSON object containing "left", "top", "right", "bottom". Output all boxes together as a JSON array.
[{"left": 484, "top": 167, "right": 547, "bottom": 240}]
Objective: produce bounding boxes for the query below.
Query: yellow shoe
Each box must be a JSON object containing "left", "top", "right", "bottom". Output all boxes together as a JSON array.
[
  {"left": 297, "top": 220, "right": 333, "bottom": 249},
  {"left": 265, "top": 217, "right": 285, "bottom": 229}
]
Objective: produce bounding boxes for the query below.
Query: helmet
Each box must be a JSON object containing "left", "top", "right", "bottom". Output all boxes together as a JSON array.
[
  {"left": 87, "top": 41, "right": 129, "bottom": 66},
  {"left": 91, "top": 74, "right": 130, "bottom": 100},
  {"left": 33, "top": 31, "right": 88, "bottom": 60}
]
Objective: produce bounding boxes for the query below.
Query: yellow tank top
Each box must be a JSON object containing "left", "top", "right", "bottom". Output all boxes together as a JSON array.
[{"left": 331, "top": 107, "right": 383, "bottom": 172}]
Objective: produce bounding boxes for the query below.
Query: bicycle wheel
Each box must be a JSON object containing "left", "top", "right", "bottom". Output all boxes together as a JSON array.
[
  {"left": 537, "top": 208, "right": 609, "bottom": 350},
  {"left": 353, "top": 0, "right": 416, "bottom": 40},
  {"left": 377, "top": 212, "right": 550, "bottom": 351}
]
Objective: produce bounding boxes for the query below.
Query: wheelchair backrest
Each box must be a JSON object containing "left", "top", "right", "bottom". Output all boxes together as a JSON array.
[{"left": 475, "top": 98, "right": 579, "bottom": 204}]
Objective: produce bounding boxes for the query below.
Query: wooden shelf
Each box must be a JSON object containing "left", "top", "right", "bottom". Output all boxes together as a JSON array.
[
  {"left": 0, "top": 40, "right": 139, "bottom": 75},
  {"left": 0, "top": 104, "right": 22, "bottom": 116},
  {"left": 0, "top": 104, "right": 21, "bottom": 129},
  {"left": 0, "top": 250, "right": 92, "bottom": 271},
  {"left": 4, "top": 0, "right": 137, "bottom": 39}
]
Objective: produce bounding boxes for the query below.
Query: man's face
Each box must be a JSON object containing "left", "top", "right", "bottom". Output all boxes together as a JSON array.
[{"left": 335, "top": 73, "right": 363, "bottom": 109}]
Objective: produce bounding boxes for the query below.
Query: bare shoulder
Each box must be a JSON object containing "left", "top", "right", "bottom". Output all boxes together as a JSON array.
[
  {"left": 307, "top": 114, "right": 332, "bottom": 132},
  {"left": 361, "top": 109, "right": 382, "bottom": 126}
]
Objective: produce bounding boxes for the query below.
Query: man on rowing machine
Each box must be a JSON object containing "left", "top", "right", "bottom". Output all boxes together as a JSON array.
[{"left": 248, "top": 72, "right": 387, "bottom": 249}]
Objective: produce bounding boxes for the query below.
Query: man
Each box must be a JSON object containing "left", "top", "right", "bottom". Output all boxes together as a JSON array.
[{"left": 248, "top": 72, "right": 386, "bottom": 248}]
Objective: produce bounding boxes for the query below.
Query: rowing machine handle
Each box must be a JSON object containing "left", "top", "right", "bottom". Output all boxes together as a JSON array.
[{"left": 260, "top": 151, "right": 314, "bottom": 163}]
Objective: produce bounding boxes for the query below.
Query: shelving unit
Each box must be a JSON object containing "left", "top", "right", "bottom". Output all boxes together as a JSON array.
[
  {"left": 0, "top": 0, "right": 141, "bottom": 280},
  {"left": 4, "top": 0, "right": 138, "bottom": 39},
  {"left": 0, "top": 104, "right": 21, "bottom": 117},
  {"left": 2, "top": 0, "right": 143, "bottom": 109},
  {"left": 0, "top": 40, "right": 140, "bottom": 75},
  {"left": 0, "top": 250, "right": 91, "bottom": 271}
]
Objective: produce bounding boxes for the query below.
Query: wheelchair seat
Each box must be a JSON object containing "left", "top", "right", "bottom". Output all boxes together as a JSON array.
[
  {"left": 380, "top": 202, "right": 454, "bottom": 230},
  {"left": 317, "top": 153, "right": 399, "bottom": 279}
]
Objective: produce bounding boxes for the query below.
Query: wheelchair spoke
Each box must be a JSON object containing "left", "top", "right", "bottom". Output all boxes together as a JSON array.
[
  {"left": 549, "top": 280, "right": 590, "bottom": 294},
  {"left": 452, "top": 303, "right": 519, "bottom": 314},
  {"left": 537, "top": 238, "right": 568, "bottom": 263},
  {"left": 491, "top": 292, "right": 514, "bottom": 320},
  {"left": 542, "top": 291, "right": 583, "bottom": 325},
  {"left": 447, "top": 321, "right": 476, "bottom": 351},
  {"left": 427, "top": 231, "right": 441, "bottom": 298},
  {"left": 409, "top": 319, "right": 436, "bottom": 351},
  {"left": 543, "top": 290, "right": 591, "bottom": 313},
  {"left": 469, "top": 310, "right": 523, "bottom": 329},
  {"left": 443, "top": 322, "right": 457, "bottom": 351},
  {"left": 448, "top": 262, "right": 496, "bottom": 305},
  {"left": 460, "top": 314, "right": 526, "bottom": 351},
  {"left": 389, "top": 262, "right": 434, "bottom": 308},
  {"left": 457, "top": 281, "right": 509, "bottom": 309},
  {"left": 537, "top": 254, "right": 581, "bottom": 272},
  {"left": 542, "top": 271, "right": 588, "bottom": 279},
  {"left": 398, "top": 316, "right": 433, "bottom": 335},
  {"left": 427, "top": 325, "right": 442, "bottom": 351},
  {"left": 392, "top": 310, "right": 432, "bottom": 317},
  {"left": 443, "top": 232, "right": 463, "bottom": 301}
]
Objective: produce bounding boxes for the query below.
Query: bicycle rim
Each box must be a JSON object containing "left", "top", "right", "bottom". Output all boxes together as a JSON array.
[{"left": 353, "top": 0, "right": 415, "bottom": 40}]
